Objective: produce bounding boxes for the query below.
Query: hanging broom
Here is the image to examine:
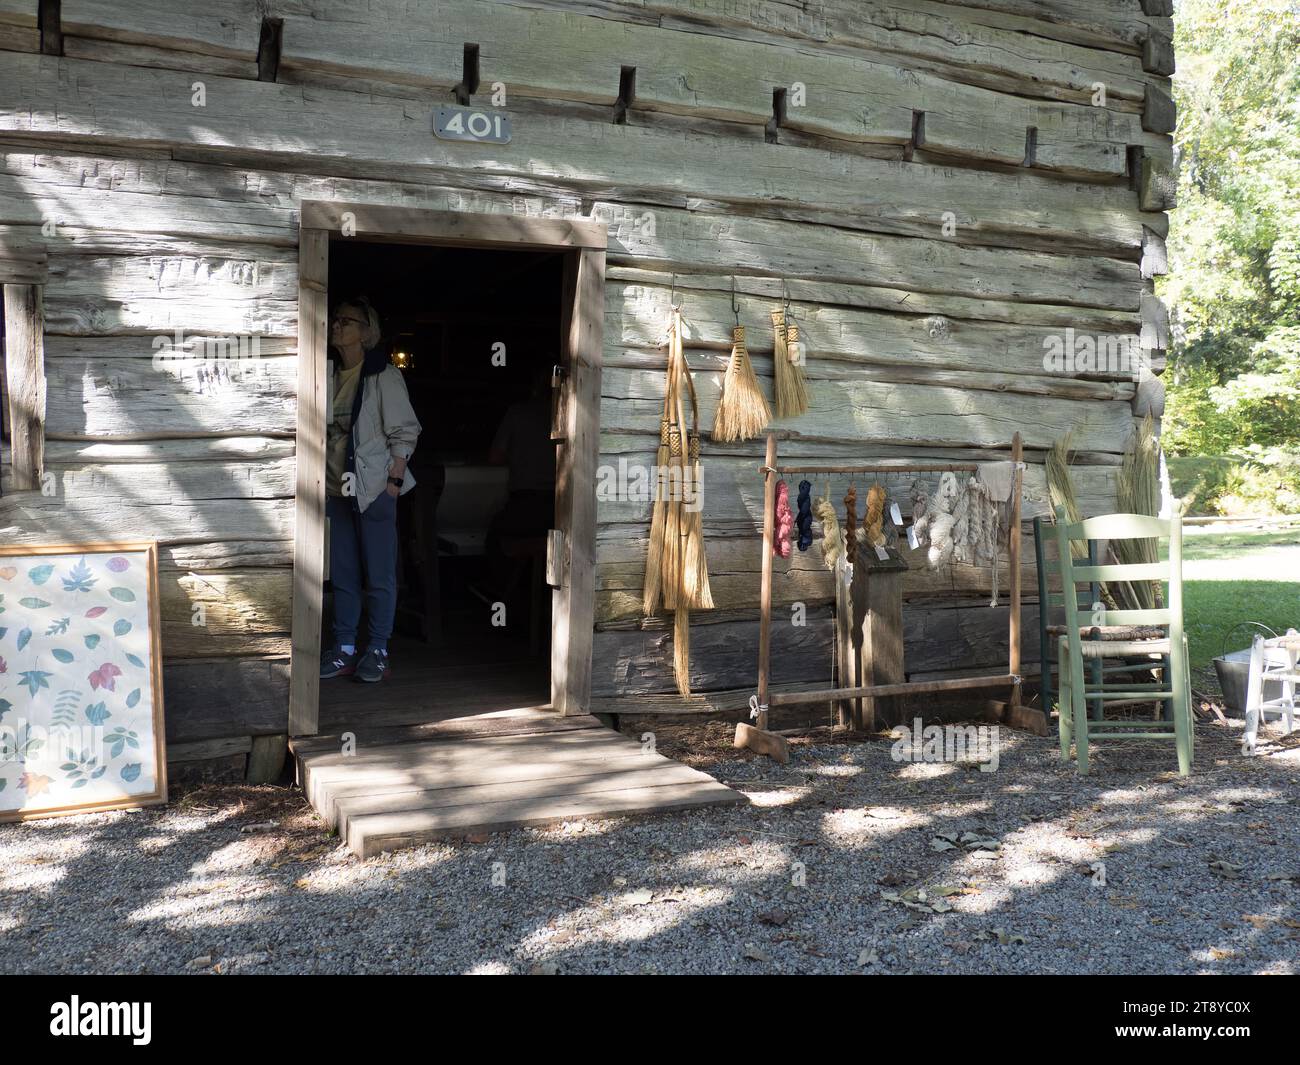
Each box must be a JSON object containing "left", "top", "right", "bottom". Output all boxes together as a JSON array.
[
  {"left": 643, "top": 308, "right": 712, "bottom": 695},
  {"left": 772, "top": 307, "right": 810, "bottom": 419},
  {"left": 712, "top": 322, "right": 769, "bottom": 442}
]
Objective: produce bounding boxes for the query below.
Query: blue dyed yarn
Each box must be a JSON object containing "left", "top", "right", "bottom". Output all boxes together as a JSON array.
[{"left": 796, "top": 479, "right": 814, "bottom": 551}]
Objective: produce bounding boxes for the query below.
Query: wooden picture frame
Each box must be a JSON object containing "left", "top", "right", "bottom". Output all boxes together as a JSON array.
[{"left": 0, "top": 541, "right": 168, "bottom": 821}]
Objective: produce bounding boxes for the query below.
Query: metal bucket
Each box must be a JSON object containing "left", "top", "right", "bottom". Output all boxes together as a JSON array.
[{"left": 1213, "top": 649, "right": 1252, "bottom": 715}]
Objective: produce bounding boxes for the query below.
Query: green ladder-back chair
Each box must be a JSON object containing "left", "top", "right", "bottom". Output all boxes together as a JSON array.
[
  {"left": 1053, "top": 507, "right": 1193, "bottom": 775},
  {"left": 1035, "top": 517, "right": 1103, "bottom": 714},
  {"left": 1033, "top": 517, "right": 1172, "bottom": 721}
]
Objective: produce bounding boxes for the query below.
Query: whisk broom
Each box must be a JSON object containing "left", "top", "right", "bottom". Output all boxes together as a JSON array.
[{"left": 772, "top": 306, "right": 809, "bottom": 419}]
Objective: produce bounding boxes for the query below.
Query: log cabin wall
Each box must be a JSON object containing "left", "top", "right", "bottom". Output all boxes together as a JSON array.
[{"left": 0, "top": 0, "right": 1176, "bottom": 745}]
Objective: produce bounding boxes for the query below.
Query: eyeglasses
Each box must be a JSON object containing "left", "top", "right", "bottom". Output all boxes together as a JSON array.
[{"left": 331, "top": 315, "right": 366, "bottom": 327}]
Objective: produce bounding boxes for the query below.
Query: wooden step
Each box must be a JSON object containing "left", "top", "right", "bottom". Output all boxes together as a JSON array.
[{"left": 294, "top": 721, "right": 743, "bottom": 857}]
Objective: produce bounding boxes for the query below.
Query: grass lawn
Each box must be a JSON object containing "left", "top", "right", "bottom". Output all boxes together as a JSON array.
[{"left": 1178, "top": 527, "right": 1300, "bottom": 678}]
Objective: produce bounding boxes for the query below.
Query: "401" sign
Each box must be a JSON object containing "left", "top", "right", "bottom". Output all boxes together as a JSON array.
[{"left": 434, "top": 106, "right": 512, "bottom": 144}]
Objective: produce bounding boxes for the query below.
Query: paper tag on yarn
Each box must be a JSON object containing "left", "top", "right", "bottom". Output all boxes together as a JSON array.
[
  {"left": 874, "top": 545, "right": 890, "bottom": 561},
  {"left": 907, "top": 526, "right": 919, "bottom": 550},
  {"left": 890, "top": 502, "right": 903, "bottom": 526}
]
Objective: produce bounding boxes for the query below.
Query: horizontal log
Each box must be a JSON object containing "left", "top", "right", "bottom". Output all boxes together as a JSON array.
[
  {"left": 599, "top": 367, "right": 1137, "bottom": 454},
  {"left": 595, "top": 202, "right": 1141, "bottom": 311},
  {"left": 61, "top": 0, "right": 262, "bottom": 61},
  {"left": 607, "top": 280, "right": 1142, "bottom": 388},
  {"left": 163, "top": 656, "right": 289, "bottom": 743},
  {"left": 159, "top": 567, "right": 292, "bottom": 658},
  {"left": 43, "top": 354, "right": 296, "bottom": 438},
  {"left": 584, "top": 0, "right": 1153, "bottom": 106},
  {"left": 0, "top": 493, "right": 295, "bottom": 545},
  {"left": 606, "top": 267, "right": 1144, "bottom": 333}
]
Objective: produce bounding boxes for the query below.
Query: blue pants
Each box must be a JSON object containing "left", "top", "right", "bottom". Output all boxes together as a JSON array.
[{"left": 327, "top": 492, "right": 398, "bottom": 652}]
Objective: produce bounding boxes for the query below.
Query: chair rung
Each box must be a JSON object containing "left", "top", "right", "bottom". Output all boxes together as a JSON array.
[
  {"left": 1086, "top": 732, "right": 1177, "bottom": 740},
  {"left": 1084, "top": 719, "right": 1175, "bottom": 728},
  {"left": 1081, "top": 690, "right": 1175, "bottom": 700}
]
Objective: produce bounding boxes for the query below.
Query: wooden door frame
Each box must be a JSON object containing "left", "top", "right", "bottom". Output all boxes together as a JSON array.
[{"left": 289, "top": 201, "right": 606, "bottom": 736}]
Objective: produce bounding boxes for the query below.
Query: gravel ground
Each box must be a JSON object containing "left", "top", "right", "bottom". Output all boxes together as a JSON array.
[{"left": 2, "top": 716, "right": 1297, "bottom": 975}]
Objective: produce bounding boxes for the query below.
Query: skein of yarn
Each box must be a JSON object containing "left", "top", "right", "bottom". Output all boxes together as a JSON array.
[
  {"left": 844, "top": 485, "right": 858, "bottom": 566},
  {"left": 774, "top": 480, "right": 794, "bottom": 559},
  {"left": 865, "top": 484, "right": 886, "bottom": 548},
  {"left": 813, "top": 486, "right": 842, "bottom": 570},
  {"left": 795, "top": 480, "right": 814, "bottom": 551}
]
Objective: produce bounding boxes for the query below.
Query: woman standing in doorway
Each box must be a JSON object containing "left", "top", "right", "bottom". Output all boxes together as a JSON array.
[{"left": 320, "top": 297, "right": 422, "bottom": 683}]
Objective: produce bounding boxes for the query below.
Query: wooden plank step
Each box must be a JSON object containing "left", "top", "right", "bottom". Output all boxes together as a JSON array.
[
  {"left": 294, "top": 723, "right": 742, "bottom": 857},
  {"left": 332, "top": 763, "right": 713, "bottom": 834},
  {"left": 347, "top": 778, "right": 745, "bottom": 859},
  {"left": 289, "top": 708, "right": 598, "bottom": 756},
  {"left": 304, "top": 747, "right": 675, "bottom": 812}
]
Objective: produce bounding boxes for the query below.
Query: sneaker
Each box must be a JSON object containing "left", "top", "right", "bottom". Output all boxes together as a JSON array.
[
  {"left": 354, "top": 647, "right": 390, "bottom": 683},
  {"left": 320, "top": 647, "right": 357, "bottom": 679}
]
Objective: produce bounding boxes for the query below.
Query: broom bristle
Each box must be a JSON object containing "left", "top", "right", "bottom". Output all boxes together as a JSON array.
[
  {"left": 642, "top": 435, "right": 671, "bottom": 614},
  {"left": 673, "top": 602, "right": 691, "bottom": 696},
  {"left": 712, "top": 327, "right": 770, "bottom": 442},
  {"left": 774, "top": 315, "right": 810, "bottom": 419}
]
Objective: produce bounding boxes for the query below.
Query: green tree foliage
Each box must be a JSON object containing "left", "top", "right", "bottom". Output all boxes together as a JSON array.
[{"left": 1163, "top": 0, "right": 1300, "bottom": 463}]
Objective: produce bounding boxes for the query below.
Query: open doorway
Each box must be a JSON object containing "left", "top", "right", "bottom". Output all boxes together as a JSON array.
[{"left": 317, "top": 239, "right": 565, "bottom": 732}]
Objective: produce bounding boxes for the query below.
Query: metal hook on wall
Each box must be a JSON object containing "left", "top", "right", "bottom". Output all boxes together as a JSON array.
[{"left": 732, "top": 275, "right": 740, "bottom": 326}]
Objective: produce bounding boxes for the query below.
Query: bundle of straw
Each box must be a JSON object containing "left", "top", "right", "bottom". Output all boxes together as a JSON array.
[
  {"left": 712, "top": 324, "right": 769, "bottom": 442},
  {"left": 771, "top": 308, "right": 809, "bottom": 419},
  {"left": 1112, "top": 415, "right": 1162, "bottom": 610},
  {"left": 1045, "top": 432, "right": 1087, "bottom": 560},
  {"left": 642, "top": 308, "right": 713, "bottom": 695}
]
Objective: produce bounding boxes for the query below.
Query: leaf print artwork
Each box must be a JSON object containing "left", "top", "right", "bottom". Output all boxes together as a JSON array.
[
  {"left": 61, "top": 558, "right": 97, "bottom": 593},
  {"left": 18, "top": 772, "right": 51, "bottom": 797},
  {"left": 27, "top": 564, "right": 54, "bottom": 585},
  {"left": 19, "top": 670, "right": 51, "bottom": 697},
  {"left": 2, "top": 545, "right": 162, "bottom": 819},
  {"left": 88, "top": 663, "right": 122, "bottom": 692}
]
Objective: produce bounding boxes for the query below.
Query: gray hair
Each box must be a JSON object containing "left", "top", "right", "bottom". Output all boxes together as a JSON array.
[{"left": 337, "top": 296, "right": 382, "bottom": 350}]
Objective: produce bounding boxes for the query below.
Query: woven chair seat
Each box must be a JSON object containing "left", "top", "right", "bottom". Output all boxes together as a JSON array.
[{"left": 1075, "top": 638, "right": 1170, "bottom": 658}]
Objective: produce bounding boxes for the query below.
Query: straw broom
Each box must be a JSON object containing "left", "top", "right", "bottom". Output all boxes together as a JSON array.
[
  {"left": 712, "top": 323, "right": 769, "bottom": 442},
  {"left": 642, "top": 309, "right": 713, "bottom": 694},
  {"left": 772, "top": 308, "right": 809, "bottom": 419}
]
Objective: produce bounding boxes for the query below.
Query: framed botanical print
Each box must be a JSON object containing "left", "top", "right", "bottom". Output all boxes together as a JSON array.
[{"left": 0, "top": 542, "right": 167, "bottom": 821}]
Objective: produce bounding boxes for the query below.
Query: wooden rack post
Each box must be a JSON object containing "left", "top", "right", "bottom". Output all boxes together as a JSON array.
[
  {"left": 1008, "top": 431, "right": 1024, "bottom": 705},
  {"left": 739, "top": 431, "right": 1034, "bottom": 759},
  {"left": 755, "top": 432, "right": 777, "bottom": 732}
]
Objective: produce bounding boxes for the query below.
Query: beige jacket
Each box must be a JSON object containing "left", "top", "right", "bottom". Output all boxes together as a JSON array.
[{"left": 329, "top": 352, "right": 422, "bottom": 513}]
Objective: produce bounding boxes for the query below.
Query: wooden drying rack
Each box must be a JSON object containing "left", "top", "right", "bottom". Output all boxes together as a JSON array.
[{"left": 748, "top": 431, "right": 1025, "bottom": 740}]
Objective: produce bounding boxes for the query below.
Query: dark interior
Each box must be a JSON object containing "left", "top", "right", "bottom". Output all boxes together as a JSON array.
[{"left": 320, "top": 238, "right": 564, "bottom": 723}]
